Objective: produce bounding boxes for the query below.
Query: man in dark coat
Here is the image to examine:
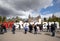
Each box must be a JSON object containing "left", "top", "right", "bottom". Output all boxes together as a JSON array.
[
  {"left": 18, "top": 24, "right": 21, "bottom": 30},
  {"left": 3, "top": 25, "right": 7, "bottom": 33},
  {"left": 29, "top": 24, "right": 33, "bottom": 33},
  {"left": 12, "top": 24, "right": 16, "bottom": 34},
  {"left": 0, "top": 24, "right": 4, "bottom": 34},
  {"left": 47, "top": 23, "right": 50, "bottom": 32},
  {"left": 51, "top": 22, "right": 57, "bottom": 37},
  {"left": 39, "top": 24, "right": 43, "bottom": 32},
  {"left": 34, "top": 25, "right": 37, "bottom": 34}
]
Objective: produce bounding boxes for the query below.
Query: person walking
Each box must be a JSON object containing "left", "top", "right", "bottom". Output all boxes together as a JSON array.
[
  {"left": 39, "top": 24, "right": 43, "bottom": 32},
  {"left": 24, "top": 24, "right": 28, "bottom": 34},
  {"left": 34, "top": 25, "right": 37, "bottom": 34},
  {"left": 18, "top": 24, "right": 21, "bottom": 30},
  {"left": 0, "top": 24, "right": 4, "bottom": 34},
  {"left": 29, "top": 24, "right": 33, "bottom": 33},
  {"left": 3, "top": 25, "right": 7, "bottom": 33},
  {"left": 51, "top": 22, "right": 57, "bottom": 37},
  {"left": 47, "top": 23, "right": 50, "bottom": 32},
  {"left": 12, "top": 24, "right": 16, "bottom": 34}
]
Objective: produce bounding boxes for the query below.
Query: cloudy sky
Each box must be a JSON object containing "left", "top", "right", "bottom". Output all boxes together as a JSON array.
[{"left": 0, "top": 0, "right": 60, "bottom": 19}]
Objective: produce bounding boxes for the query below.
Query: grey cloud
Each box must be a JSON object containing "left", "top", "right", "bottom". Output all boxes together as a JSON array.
[
  {"left": 1, "top": 0, "right": 52, "bottom": 10},
  {"left": 0, "top": 7, "right": 12, "bottom": 16},
  {"left": 0, "top": 6, "right": 24, "bottom": 17},
  {"left": 0, "top": 0, "right": 52, "bottom": 18}
]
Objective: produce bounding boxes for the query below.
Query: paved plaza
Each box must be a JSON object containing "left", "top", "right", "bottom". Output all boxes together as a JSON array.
[{"left": 0, "top": 30, "right": 60, "bottom": 41}]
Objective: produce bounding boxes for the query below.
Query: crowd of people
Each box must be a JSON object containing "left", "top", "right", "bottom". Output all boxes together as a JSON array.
[{"left": 0, "top": 22, "right": 57, "bottom": 37}]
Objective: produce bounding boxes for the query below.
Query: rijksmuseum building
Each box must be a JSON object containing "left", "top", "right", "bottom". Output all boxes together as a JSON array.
[{"left": 28, "top": 15, "right": 42, "bottom": 23}]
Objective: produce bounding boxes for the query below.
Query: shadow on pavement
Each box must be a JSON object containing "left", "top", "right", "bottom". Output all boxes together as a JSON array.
[
  {"left": 44, "top": 33, "right": 51, "bottom": 36},
  {"left": 56, "top": 36, "right": 60, "bottom": 38},
  {"left": 37, "top": 33, "right": 42, "bottom": 35}
]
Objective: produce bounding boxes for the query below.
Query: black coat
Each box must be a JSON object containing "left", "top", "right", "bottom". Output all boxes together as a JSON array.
[
  {"left": 12, "top": 25, "right": 15, "bottom": 31},
  {"left": 47, "top": 24, "right": 49, "bottom": 29},
  {"left": 51, "top": 24, "right": 56, "bottom": 32},
  {"left": 34, "top": 25, "right": 37, "bottom": 31},
  {"left": 29, "top": 24, "right": 33, "bottom": 30},
  {"left": 39, "top": 24, "right": 43, "bottom": 30}
]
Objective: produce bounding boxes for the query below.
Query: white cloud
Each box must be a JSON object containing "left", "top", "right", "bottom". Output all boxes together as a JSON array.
[
  {"left": 40, "top": 12, "right": 60, "bottom": 19},
  {"left": 18, "top": 10, "right": 39, "bottom": 19},
  {"left": 54, "top": 12, "right": 60, "bottom": 17},
  {"left": 41, "top": 14, "right": 53, "bottom": 18}
]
